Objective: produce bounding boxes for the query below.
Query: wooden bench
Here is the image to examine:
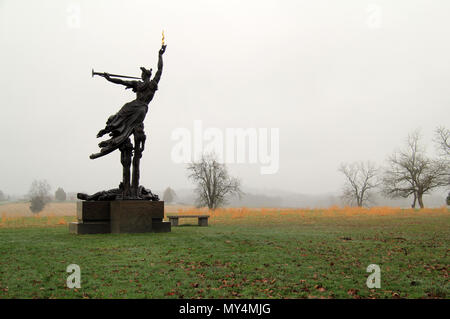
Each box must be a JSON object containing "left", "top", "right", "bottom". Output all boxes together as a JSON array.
[{"left": 167, "top": 215, "right": 210, "bottom": 227}]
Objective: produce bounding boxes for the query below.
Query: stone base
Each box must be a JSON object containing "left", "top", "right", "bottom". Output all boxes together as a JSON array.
[
  {"left": 77, "top": 201, "right": 110, "bottom": 221},
  {"left": 69, "top": 200, "right": 170, "bottom": 234},
  {"left": 151, "top": 221, "right": 172, "bottom": 233},
  {"left": 110, "top": 200, "right": 164, "bottom": 233},
  {"left": 69, "top": 221, "right": 110, "bottom": 234}
]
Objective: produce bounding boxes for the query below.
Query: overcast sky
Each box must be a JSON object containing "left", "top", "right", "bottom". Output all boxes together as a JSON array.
[{"left": 0, "top": 0, "right": 449, "bottom": 196}]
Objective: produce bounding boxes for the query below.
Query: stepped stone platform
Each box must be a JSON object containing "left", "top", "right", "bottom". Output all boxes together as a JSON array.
[{"left": 69, "top": 200, "right": 171, "bottom": 234}]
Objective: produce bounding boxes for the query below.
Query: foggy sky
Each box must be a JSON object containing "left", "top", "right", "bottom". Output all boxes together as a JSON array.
[{"left": 0, "top": 0, "right": 449, "bottom": 196}]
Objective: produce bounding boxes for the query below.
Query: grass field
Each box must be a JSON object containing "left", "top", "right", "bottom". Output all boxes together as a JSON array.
[{"left": 0, "top": 203, "right": 448, "bottom": 299}]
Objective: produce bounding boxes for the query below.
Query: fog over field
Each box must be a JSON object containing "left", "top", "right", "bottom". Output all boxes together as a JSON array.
[{"left": 0, "top": 0, "right": 449, "bottom": 203}]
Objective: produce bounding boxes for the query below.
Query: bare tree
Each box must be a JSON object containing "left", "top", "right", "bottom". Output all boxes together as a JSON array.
[
  {"left": 434, "top": 126, "right": 450, "bottom": 157},
  {"left": 29, "top": 179, "right": 51, "bottom": 213},
  {"left": 162, "top": 187, "right": 177, "bottom": 204},
  {"left": 338, "top": 161, "right": 378, "bottom": 207},
  {"left": 55, "top": 187, "right": 67, "bottom": 201},
  {"left": 434, "top": 126, "right": 450, "bottom": 205},
  {"left": 187, "top": 153, "right": 243, "bottom": 210},
  {"left": 382, "top": 130, "right": 449, "bottom": 208}
]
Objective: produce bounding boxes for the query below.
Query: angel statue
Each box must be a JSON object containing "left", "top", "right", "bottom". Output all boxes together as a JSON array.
[{"left": 77, "top": 44, "right": 167, "bottom": 201}]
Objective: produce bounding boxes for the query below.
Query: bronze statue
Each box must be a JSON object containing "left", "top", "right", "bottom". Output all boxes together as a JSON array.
[{"left": 78, "top": 44, "right": 166, "bottom": 201}]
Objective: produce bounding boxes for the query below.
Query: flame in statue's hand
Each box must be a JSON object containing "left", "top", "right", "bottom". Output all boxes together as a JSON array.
[{"left": 162, "top": 30, "right": 165, "bottom": 45}]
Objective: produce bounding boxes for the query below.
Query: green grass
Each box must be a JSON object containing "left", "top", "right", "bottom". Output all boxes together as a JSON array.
[{"left": 0, "top": 211, "right": 449, "bottom": 299}]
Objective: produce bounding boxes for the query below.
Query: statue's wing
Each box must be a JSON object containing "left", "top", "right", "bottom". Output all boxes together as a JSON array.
[
  {"left": 89, "top": 146, "right": 118, "bottom": 159},
  {"left": 90, "top": 128, "right": 134, "bottom": 159},
  {"left": 90, "top": 100, "right": 147, "bottom": 160}
]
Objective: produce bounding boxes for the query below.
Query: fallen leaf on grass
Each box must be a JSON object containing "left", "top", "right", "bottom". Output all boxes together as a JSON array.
[
  {"left": 314, "top": 285, "right": 326, "bottom": 292},
  {"left": 347, "top": 289, "right": 358, "bottom": 296}
]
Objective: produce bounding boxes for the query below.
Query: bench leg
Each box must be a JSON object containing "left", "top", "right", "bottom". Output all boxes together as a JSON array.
[
  {"left": 169, "top": 217, "right": 179, "bottom": 226},
  {"left": 198, "top": 217, "right": 208, "bottom": 226}
]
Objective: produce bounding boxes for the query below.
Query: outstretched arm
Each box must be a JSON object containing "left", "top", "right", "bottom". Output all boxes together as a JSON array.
[
  {"left": 152, "top": 45, "right": 166, "bottom": 84},
  {"left": 104, "top": 74, "right": 138, "bottom": 90}
]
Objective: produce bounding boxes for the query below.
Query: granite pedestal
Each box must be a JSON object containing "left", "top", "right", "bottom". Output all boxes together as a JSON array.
[{"left": 69, "top": 200, "right": 171, "bottom": 234}]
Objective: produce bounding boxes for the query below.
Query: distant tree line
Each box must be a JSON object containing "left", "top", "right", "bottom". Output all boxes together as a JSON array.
[
  {"left": 339, "top": 127, "right": 450, "bottom": 208},
  {"left": 8, "top": 126, "right": 449, "bottom": 212}
]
